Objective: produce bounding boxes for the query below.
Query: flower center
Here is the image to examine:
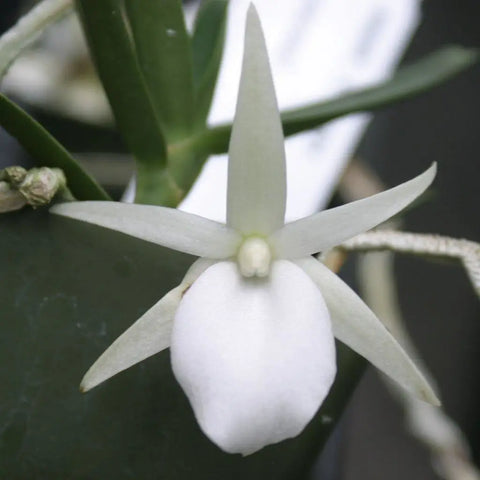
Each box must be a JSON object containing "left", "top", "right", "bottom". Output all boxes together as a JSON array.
[{"left": 237, "top": 237, "right": 272, "bottom": 278}]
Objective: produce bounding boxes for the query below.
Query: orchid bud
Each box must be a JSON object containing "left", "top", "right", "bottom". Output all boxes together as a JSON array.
[{"left": 19, "top": 167, "right": 66, "bottom": 207}]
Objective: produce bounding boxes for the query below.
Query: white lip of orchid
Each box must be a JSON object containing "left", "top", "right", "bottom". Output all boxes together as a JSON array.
[
  {"left": 236, "top": 236, "right": 272, "bottom": 277},
  {"left": 50, "top": 4, "right": 440, "bottom": 456}
]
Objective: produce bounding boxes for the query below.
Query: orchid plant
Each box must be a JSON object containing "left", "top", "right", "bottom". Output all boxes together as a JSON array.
[
  {"left": 0, "top": 0, "right": 479, "bottom": 477},
  {"left": 51, "top": 7, "right": 438, "bottom": 455}
]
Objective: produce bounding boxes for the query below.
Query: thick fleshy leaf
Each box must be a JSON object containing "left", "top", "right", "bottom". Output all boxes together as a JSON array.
[
  {"left": 226, "top": 5, "right": 286, "bottom": 235},
  {"left": 125, "top": 0, "right": 194, "bottom": 140},
  {"left": 171, "top": 260, "right": 336, "bottom": 455},
  {"left": 296, "top": 257, "right": 439, "bottom": 405},
  {"left": 75, "top": 0, "right": 167, "bottom": 165},
  {"left": 51, "top": 202, "right": 240, "bottom": 258},
  {"left": 81, "top": 258, "right": 215, "bottom": 392},
  {"left": 191, "top": 0, "right": 229, "bottom": 126},
  {"left": 271, "top": 163, "right": 436, "bottom": 258}
]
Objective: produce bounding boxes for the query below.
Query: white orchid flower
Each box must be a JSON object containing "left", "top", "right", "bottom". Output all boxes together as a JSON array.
[{"left": 51, "top": 6, "right": 439, "bottom": 456}]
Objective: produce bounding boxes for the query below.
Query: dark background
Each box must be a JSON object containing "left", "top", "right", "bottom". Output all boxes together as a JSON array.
[{"left": 344, "top": 0, "right": 480, "bottom": 478}]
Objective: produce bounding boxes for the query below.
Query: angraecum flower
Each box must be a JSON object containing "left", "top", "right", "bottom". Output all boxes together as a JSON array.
[{"left": 51, "top": 4, "right": 438, "bottom": 456}]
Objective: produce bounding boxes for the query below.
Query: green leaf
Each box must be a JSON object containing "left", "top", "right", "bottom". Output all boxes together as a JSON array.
[
  {"left": 125, "top": 0, "right": 195, "bottom": 141},
  {"left": 196, "top": 46, "right": 480, "bottom": 154},
  {"left": 281, "top": 45, "right": 480, "bottom": 136},
  {"left": 0, "top": 208, "right": 366, "bottom": 479},
  {"left": 192, "top": 0, "right": 229, "bottom": 126},
  {"left": 0, "top": 93, "right": 109, "bottom": 200},
  {"left": 75, "top": 0, "right": 167, "bottom": 170}
]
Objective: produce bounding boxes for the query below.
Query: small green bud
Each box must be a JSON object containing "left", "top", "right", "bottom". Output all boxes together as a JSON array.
[
  {"left": 3, "top": 166, "right": 27, "bottom": 187},
  {"left": 19, "top": 167, "right": 67, "bottom": 207}
]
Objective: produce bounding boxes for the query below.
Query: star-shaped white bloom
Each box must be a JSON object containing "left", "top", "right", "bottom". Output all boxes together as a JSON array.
[{"left": 51, "top": 6, "right": 438, "bottom": 456}]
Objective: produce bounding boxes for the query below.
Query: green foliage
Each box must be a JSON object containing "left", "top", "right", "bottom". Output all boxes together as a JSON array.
[
  {"left": 197, "top": 46, "right": 479, "bottom": 154},
  {"left": 1, "top": 2, "right": 478, "bottom": 207},
  {"left": 192, "top": 0, "right": 229, "bottom": 126},
  {"left": 125, "top": 0, "right": 195, "bottom": 140},
  {"left": 0, "top": 93, "right": 109, "bottom": 200},
  {"left": 75, "top": 0, "right": 171, "bottom": 205},
  {"left": 280, "top": 46, "right": 479, "bottom": 136}
]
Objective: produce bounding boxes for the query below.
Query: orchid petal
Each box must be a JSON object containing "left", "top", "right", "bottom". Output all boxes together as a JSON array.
[
  {"left": 51, "top": 202, "right": 240, "bottom": 258},
  {"left": 272, "top": 163, "right": 436, "bottom": 258},
  {"left": 80, "top": 258, "right": 215, "bottom": 392},
  {"left": 171, "top": 260, "right": 336, "bottom": 455},
  {"left": 226, "top": 5, "right": 286, "bottom": 235},
  {"left": 296, "top": 257, "right": 440, "bottom": 405}
]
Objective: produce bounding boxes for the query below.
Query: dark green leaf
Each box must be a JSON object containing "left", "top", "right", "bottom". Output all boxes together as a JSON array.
[
  {"left": 0, "top": 93, "right": 109, "bottom": 200},
  {"left": 0, "top": 209, "right": 365, "bottom": 479},
  {"left": 197, "top": 46, "right": 479, "bottom": 154},
  {"left": 125, "top": 0, "right": 195, "bottom": 140},
  {"left": 192, "top": 0, "right": 229, "bottom": 126},
  {"left": 75, "top": 0, "right": 167, "bottom": 169}
]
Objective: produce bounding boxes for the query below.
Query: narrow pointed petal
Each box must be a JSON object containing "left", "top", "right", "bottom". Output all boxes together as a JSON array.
[
  {"left": 226, "top": 5, "right": 286, "bottom": 235},
  {"left": 296, "top": 257, "right": 439, "bottom": 405},
  {"left": 81, "top": 258, "right": 215, "bottom": 392},
  {"left": 272, "top": 164, "right": 436, "bottom": 258},
  {"left": 171, "top": 260, "right": 336, "bottom": 455},
  {"left": 51, "top": 202, "right": 240, "bottom": 258}
]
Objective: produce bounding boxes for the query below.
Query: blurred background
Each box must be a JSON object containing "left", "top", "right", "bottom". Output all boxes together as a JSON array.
[
  {"left": 344, "top": 1, "right": 480, "bottom": 478},
  {"left": 0, "top": 1, "right": 479, "bottom": 479}
]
